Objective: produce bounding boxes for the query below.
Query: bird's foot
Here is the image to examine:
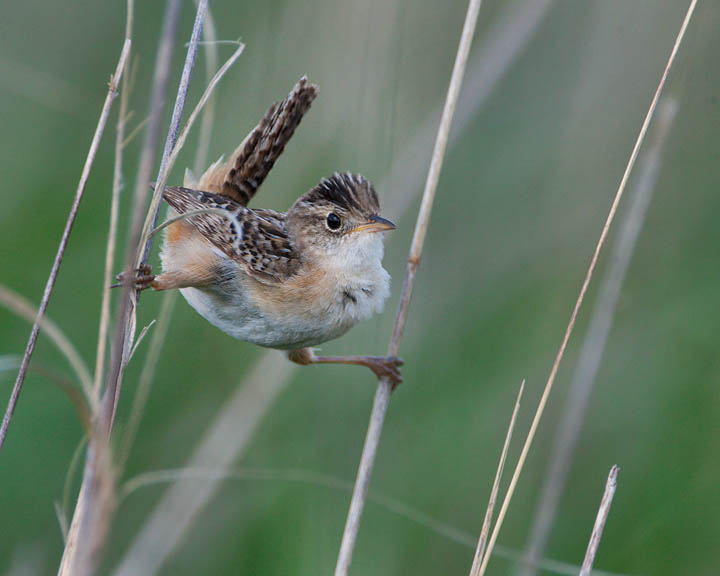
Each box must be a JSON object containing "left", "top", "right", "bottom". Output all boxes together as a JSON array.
[
  {"left": 113, "top": 264, "right": 155, "bottom": 291},
  {"left": 357, "top": 356, "right": 404, "bottom": 388}
]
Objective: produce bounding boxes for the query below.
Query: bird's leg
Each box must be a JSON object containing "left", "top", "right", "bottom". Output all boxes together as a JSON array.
[
  {"left": 113, "top": 266, "right": 209, "bottom": 292},
  {"left": 287, "top": 348, "right": 404, "bottom": 387}
]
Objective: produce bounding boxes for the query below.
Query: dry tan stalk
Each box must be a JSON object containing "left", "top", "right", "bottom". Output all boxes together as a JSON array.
[
  {"left": 118, "top": 7, "right": 223, "bottom": 474},
  {"left": 477, "top": 2, "right": 698, "bottom": 573},
  {"left": 469, "top": 381, "right": 525, "bottom": 575},
  {"left": 132, "top": 40, "right": 244, "bottom": 273},
  {"left": 579, "top": 466, "right": 619, "bottom": 576},
  {"left": 93, "top": 0, "right": 134, "bottom": 401},
  {"left": 58, "top": 0, "right": 168, "bottom": 571},
  {"left": 334, "top": 0, "right": 485, "bottom": 573},
  {"left": 520, "top": 98, "right": 678, "bottom": 576},
  {"left": 102, "top": 0, "right": 184, "bottom": 440},
  {"left": 0, "top": 38, "right": 130, "bottom": 452},
  {"left": 193, "top": 0, "right": 219, "bottom": 176}
]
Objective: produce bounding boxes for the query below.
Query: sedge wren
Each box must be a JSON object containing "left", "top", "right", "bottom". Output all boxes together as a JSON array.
[{"left": 130, "top": 77, "right": 402, "bottom": 384}]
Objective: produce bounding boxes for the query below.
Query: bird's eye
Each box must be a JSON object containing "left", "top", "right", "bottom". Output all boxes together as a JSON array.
[{"left": 326, "top": 212, "right": 342, "bottom": 231}]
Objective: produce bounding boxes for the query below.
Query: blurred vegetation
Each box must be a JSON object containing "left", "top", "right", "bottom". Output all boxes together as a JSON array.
[{"left": 1, "top": 0, "right": 719, "bottom": 574}]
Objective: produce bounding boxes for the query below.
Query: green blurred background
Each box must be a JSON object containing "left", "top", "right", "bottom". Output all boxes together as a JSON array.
[{"left": 1, "top": 0, "right": 719, "bottom": 574}]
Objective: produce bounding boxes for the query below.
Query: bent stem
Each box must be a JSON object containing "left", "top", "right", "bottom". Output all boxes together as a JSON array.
[
  {"left": 477, "top": 2, "right": 698, "bottom": 573},
  {"left": 334, "top": 0, "right": 485, "bottom": 573}
]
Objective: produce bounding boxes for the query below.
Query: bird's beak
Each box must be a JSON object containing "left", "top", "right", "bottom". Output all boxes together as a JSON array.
[{"left": 351, "top": 214, "right": 396, "bottom": 234}]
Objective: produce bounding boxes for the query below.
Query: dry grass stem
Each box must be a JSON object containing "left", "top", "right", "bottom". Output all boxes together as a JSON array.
[
  {"left": 134, "top": 39, "right": 244, "bottom": 273},
  {"left": 579, "top": 466, "right": 619, "bottom": 576},
  {"left": 105, "top": 0, "right": 209, "bottom": 434},
  {"left": 0, "top": 285, "right": 93, "bottom": 402},
  {"left": 470, "top": 381, "right": 525, "bottom": 575},
  {"left": 102, "top": 0, "right": 184, "bottom": 438},
  {"left": 335, "top": 0, "right": 484, "bottom": 573},
  {"left": 477, "top": 2, "right": 698, "bottom": 573},
  {"left": 108, "top": 34, "right": 243, "bottom": 432},
  {"left": 117, "top": 4, "right": 223, "bottom": 475},
  {"left": 136, "top": 0, "right": 210, "bottom": 267},
  {"left": 58, "top": 1, "right": 173, "bottom": 572},
  {"left": 0, "top": 39, "right": 130, "bottom": 452},
  {"left": 193, "top": 0, "right": 219, "bottom": 175},
  {"left": 521, "top": 98, "right": 678, "bottom": 576},
  {"left": 386, "top": 0, "right": 559, "bottom": 218},
  {"left": 94, "top": 0, "right": 135, "bottom": 400}
]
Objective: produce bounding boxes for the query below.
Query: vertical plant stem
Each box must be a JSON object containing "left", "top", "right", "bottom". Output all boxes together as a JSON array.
[
  {"left": 193, "top": 0, "right": 218, "bottom": 176},
  {"left": 94, "top": 0, "right": 135, "bottom": 400},
  {"left": 119, "top": 4, "right": 221, "bottom": 472},
  {"left": 520, "top": 99, "right": 678, "bottom": 576},
  {"left": 0, "top": 38, "right": 131, "bottom": 453},
  {"left": 579, "top": 466, "right": 619, "bottom": 576},
  {"left": 53, "top": 36, "right": 134, "bottom": 576},
  {"left": 470, "top": 381, "right": 525, "bottom": 576},
  {"left": 478, "top": 2, "right": 698, "bottom": 573},
  {"left": 58, "top": 1, "right": 180, "bottom": 572},
  {"left": 334, "top": 0, "right": 484, "bottom": 573},
  {"left": 105, "top": 0, "right": 208, "bottom": 434}
]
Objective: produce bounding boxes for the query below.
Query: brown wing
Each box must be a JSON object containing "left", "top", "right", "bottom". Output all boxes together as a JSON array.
[
  {"left": 163, "top": 186, "right": 300, "bottom": 283},
  {"left": 209, "top": 76, "right": 318, "bottom": 206}
]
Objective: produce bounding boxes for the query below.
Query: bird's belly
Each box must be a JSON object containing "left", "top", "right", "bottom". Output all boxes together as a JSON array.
[
  {"left": 178, "top": 284, "right": 355, "bottom": 349},
  {"left": 178, "top": 255, "right": 391, "bottom": 350}
]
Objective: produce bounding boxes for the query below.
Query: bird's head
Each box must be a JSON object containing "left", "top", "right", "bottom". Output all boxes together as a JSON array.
[{"left": 287, "top": 173, "right": 395, "bottom": 267}]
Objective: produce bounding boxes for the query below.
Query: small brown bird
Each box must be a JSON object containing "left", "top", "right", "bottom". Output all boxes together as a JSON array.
[{"left": 132, "top": 77, "right": 402, "bottom": 383}]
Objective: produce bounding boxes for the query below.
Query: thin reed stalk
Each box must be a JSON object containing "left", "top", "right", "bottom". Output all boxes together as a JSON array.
[
  {"left": 335, "top": 0, "right": 484, "bottom": 573},
  {"left": 94, "top": 0, "right": 135, "bottom": 401},
  {"left": 477, "top": 2, "right": 698, "bottom": 573},
  {"left": 69, "top": 15, "right": 243, "bottom": 575},
  {"left": 520, "top": 98, "right": 678, "bottom": 576},
  {"left": 58, "top": 1, "right": 179, "bottom": 572},
  {"left": 104, "top": 0, "right": 208, "bottom": 435},
  {"left": 470, "top": 381, "right": 525, "bottom": 575},
  {"left": 0, "top": 39, "right": 130, "bottom": 452},
  {"left": 118, "top": 11, "right": 222, "bottom": 472},
  {"left": 579, "top": 466, "right": 619, "bottom": 576}
]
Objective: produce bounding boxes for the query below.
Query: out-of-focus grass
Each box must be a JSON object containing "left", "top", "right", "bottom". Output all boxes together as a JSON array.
[{"left": 1, "top": 1, "right": 719, "bottom": 575}]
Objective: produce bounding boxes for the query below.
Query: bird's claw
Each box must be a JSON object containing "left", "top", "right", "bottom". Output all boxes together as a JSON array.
[
  {"left": 113, "top": 265, "right": 155, "bottom": 292},
  {"left": 364, "top": 356, "right": 404, "bottom": 389}
]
